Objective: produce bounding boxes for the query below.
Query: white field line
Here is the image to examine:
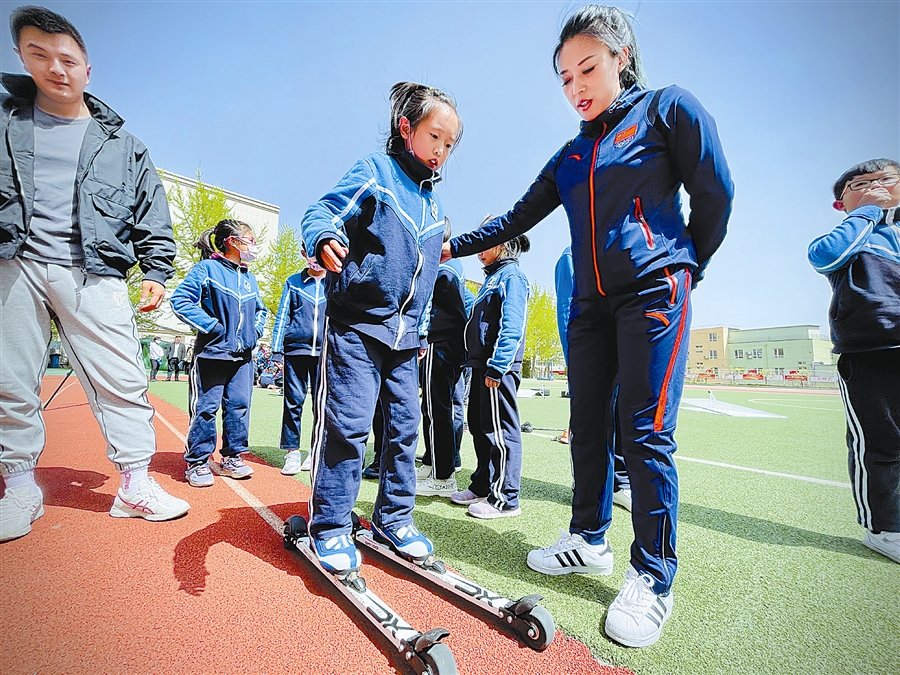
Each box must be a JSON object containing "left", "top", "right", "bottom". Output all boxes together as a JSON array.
[
  {"left": 530, "top": 430, "right": 851, "bottom": 489},
  {"left": 154, "top": 411, "right": 285, "bottom": 534}
]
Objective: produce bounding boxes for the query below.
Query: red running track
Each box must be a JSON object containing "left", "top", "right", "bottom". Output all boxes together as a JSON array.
[{"left": 0, "top": 376, "right": 630, "bottom": 675}]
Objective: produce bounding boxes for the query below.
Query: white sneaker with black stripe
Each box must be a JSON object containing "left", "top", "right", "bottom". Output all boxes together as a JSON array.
[
  {"left": 526, "top": 530, "right": 613, "bottom": 576},
  {"left": 604, "top": 566, "right": 674, "bottom": 648}
]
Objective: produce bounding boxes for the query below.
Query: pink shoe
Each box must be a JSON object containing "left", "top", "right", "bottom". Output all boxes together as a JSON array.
[
  {"left": 450, "top": 489, "right": 486, "bottom": 505},
  {"left": 467, "top": 501, "right": 521, "bottom": 519}
]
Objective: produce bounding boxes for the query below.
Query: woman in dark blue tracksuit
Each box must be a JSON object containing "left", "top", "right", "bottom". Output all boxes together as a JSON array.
[
  {"left": 171, "top": 219, "right": 268, "bottom": 488},
  {"left": 450, "top": 236, "right": 530, "bottom": 519},
  {"left": 271, "top": 249, "right": 327, "bottom": 475},
  {"left": 445, "top": 5, "right": 733, "bottom": 647},
  {"left": 299, "top": 82, "right": 462, "bottom": 574}
]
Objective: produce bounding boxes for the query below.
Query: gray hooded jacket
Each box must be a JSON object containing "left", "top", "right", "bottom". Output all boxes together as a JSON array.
[{"left": 0, "top": 74, "right": 175, "bottom": 284}]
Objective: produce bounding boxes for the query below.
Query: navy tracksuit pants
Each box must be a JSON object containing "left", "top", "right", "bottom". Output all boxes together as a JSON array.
[
  {"left": 837, "top": 349, "right": 900, "bottom": 534},
  {"left": 467, "top": 368, "right": 523, "bottom": 510},
  {"left": 280, "top": 354, "right": 319, "bottom": 451},
  {"left": 568, "top": 267, "right": 692, "bottom": 595},
  {"left": 308, "top": 320, "right": 420, "bottom": 540},
  {"left": 185, "top": 357, "right": 254, "bottom": 464},
  {"left": 420, "top": 341, "right": 464, "bottom": 480}
]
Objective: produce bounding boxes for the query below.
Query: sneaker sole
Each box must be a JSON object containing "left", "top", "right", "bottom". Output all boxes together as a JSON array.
[
  {"left": 526, "top": 553, "right": 613, "bottom": 576},
  {"left": 468, "top": 506, "right": 522, "bottom": 520},
  {"left": 281, "top": 468, "right": 300, "bottom": 476},
  {"left": 604, "top": 611, "right": 670, "bottom": 648},
  {"left": 186, "top": 476, "right": 215, "bottom": 487},
  {"left": 863, "top": 537, "right": 900, "bottom": 564},
  {"left": 416, "top": 489, "right": 457, "bottom": 497},
  {"left": 450, "top": 495, "right": 487, "bottom": 505}
]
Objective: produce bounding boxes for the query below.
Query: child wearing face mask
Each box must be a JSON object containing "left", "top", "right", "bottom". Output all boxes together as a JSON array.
[{"left": 170, "top": 219, "right": 268, "bottom": 488}]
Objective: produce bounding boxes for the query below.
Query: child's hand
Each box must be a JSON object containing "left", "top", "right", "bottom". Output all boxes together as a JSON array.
[
  {"left": 857, "top": 187, "right": 894, "bottom": 209},
  {"left": 138, "top": 281, "right": 165, "bottom": 311},
  {"left": 485, "top": 376, "right": 500, "bottom": 389},
  {"left": 320, "top": 240, "right": 348, "bottom": 273},
  {"left": 440, "top": 242, "right": 452, "bottom": 263}
]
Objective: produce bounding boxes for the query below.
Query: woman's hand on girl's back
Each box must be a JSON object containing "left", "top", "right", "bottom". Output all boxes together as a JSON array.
[
  {"left": 440, "top": 242, "right": 452, "bottom": 263},
  {"left": 319, "top": 240, "right": 348, "bottom": 273}
]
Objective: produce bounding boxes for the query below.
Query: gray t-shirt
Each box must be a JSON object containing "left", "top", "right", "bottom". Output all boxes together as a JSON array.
[{"left": 20, "top": 107, "right": 91, "bottom": 266}]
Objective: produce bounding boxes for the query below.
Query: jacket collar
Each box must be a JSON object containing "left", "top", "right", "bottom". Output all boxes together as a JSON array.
[
  {"left": 483, "top": 257, "right": 516, "bottom": 276},
  {"left": 580, "top": 84, "right": 645, "bottom": 139},
  {"left": 392, "top": 150, "right": 441, "bottom": 191},
  {"left": 1, "top": 73, "right": 124, "bottom": 129}
]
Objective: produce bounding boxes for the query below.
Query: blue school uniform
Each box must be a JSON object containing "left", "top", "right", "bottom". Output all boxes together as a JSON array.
[
  {"left": 170, "top": 255, "right": 267, "bottom": 464},
  {"left": 451, "top": 85, "right": 734, "bottom": 593},
  {"left": 300, "top": 151, "right": 445, "bottom": 541}
]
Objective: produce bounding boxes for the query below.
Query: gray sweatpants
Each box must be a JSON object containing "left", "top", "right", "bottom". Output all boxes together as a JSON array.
[{"left": 0, "top": 257, "right": 157, "bottom": 474}]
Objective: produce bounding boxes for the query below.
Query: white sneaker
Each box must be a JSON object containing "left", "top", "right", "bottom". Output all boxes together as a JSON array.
[
  {"left": 300, "top": 455, "right": 312, "bottom": 471},
  {"left": 110, "top": 478, "right": 190, "bottom": 521},
  {"left": 526, "top": 530, "right": 613, "bottom": 576},
  {"left": 604, "top": 566, "right": 673, "bottom": 647},
  {"left": 0, "top": 485, "right": 44, "bottom": 542},
  {"left": 282, "top": 451, "right": 303, "bottom": 475},
  {"left": 415, "top": 464, "right": 434, "bottom": 480},
  {"left": 863, "top": 530, "right": 900, "bottom": 564},
  {"left": 613, "top": 488, "right": 633, "bottom": 512},
  {"left": 416, "top": 475, "right": 458, "bottom": 497}
]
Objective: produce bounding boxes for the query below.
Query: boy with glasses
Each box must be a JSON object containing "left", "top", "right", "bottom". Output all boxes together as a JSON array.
[{"left": 808, "top": 158, "right": 900, "bottom": 564}]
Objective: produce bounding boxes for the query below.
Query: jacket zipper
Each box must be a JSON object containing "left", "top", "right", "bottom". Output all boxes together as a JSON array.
[
  {"left": 235, "top": 266, "right": 245, "bottom": 352},
  {"left": 634, "top": 196, "right": 655, "bottom": 249},
  {"left": 393, "top": 189, "right": 428, "bottom": 350},
  {"left": 588, "top": 124, "right": 608, "bottom": 297},
  {"left": 310, "top": 278, "right": 322, "bottom": 355}
]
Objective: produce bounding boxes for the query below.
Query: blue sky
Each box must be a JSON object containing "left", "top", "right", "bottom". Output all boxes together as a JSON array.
[{"left": 2, "top": 1, "right": 897, "bottom": 333}]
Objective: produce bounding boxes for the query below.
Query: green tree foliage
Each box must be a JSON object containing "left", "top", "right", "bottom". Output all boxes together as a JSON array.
[
  {"left": 524, "top": 283, "right": 562, "bottom": 377},
  {"left": 254, "top": 224, "right": 306, "bottom": 334},
  {"left": 166, "top": 169, "right": 235, "bottom": 283}
]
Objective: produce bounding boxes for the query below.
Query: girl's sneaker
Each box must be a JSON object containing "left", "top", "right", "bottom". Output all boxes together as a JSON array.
[
  {"left": 416, "top": 476, "right": 458, "bottom": 497},
  {"left": 0, "top": 485, "right": 44, "bottom": 541},
  {"left": 415, "top": 463, "right": 433, "bottom": 480},
  {"left": 281, "top": 451, "right": 303, "bottom": 475},
  {"left": 219, "top": 456, "right": 254, "bottom": 479},
  {"left": 450, "top": 489, "right": 487, "bottom": 505},
  {"left": 467, "top": 501, "right": 521, "bottom": 519},
  {"left": 371, "top": 523, "right": 433, "bottom": 561},
  {"left": 185, "top": 462, "right": 215, "bottom": 487},
  {"left": 526, "top": 530, "right": 614, "bottom": 576},
  {"left": 604, "top": 566, "right": 673, "bottom": 648},
  {"left": 110, "top": 478, "right": 190, "bottom": 521},
  {"left": 312, "top": 533, "right": 361, "bottom": 573}
]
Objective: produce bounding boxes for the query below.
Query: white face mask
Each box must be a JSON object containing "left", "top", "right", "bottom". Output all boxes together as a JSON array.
[{"left": 239, "top": 244, "right": 259, "bottom": 262}]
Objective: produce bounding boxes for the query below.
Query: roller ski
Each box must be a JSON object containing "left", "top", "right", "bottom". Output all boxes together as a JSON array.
[
  {"left": 351, "top": 513, "right": 556, "bottom": 651},
  {"left": 283, "top": 515, "right": 457, "bottom": 675}
]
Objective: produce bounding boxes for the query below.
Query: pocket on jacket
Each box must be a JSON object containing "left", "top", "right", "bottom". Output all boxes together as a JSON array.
[{"left": 90, "top": 194, "right": 137, "bottom": 269}]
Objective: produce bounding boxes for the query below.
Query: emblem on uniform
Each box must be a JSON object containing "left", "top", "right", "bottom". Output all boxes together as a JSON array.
[
  {"left": 614, "top": 124, "right": 638, "bottom": 149},
  {"left": 430, "top": 198, "right": 438, "bottom": 220},
  {"left": 243, "top": 279, "right": 251, "bottom": 292}
]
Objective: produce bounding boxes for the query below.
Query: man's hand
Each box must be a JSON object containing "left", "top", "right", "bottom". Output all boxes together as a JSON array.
[
  {"left": 139, "top": 281, "right": 165, "bottom": 311},
  {"left": 485, "top": 376, "right": 500, "bottom": 389},
  {"left": 320, "top": 240, "right": 348, "bottom": 273},
  {"left": 440, "top": 242, "right": 452, "bottom": 263}
]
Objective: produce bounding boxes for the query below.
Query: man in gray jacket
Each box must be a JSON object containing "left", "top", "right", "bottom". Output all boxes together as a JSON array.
[{"left": 0, "top": 6, "right": 189, "bottom": 541}]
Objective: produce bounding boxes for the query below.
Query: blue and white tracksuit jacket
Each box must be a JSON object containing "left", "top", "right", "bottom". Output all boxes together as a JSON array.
[
  {"left": 464, "top": 258, "right": 529, "bottom": 510},
  {"left": 451, "top": 85, "right": 734, "bottom": 593},
  {"left": 300, "top": 150, "right": 446, "bottom": 540},
  {"left": 808, "top": 205, "right": 900, "bottom": 533},
  {"left": 271, "top": 269, "right": 327, "bottom": 451},
  {"left": 170, "top": 255, "right": 267, "bottom": 463}
]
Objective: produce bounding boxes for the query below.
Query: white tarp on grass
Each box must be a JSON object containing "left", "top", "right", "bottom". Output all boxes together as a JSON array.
[{"left": 680, "top": 392, "right": 786, "bottom": 418}]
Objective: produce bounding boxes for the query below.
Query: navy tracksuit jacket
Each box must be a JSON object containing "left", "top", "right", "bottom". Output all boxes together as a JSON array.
[
  {"left": 170, "top": 255, "right": 268, "bottom": 464},
  {"left": 419, "top": 258, "right": 468, "bottom": 481},
  {"left": 808, "top": 205, "right": 900, "bottom": 533},
  {"left": 464, "top": 257, "right": 529, "bottom": 510},
  {"left": 300, "top": 151, "right": 445, "bottom": 540},
  {"left": 271, "top": 269, "right": 327, "bottom": 451},
  {"left": 451, "top": 85, "right": 734, "bottom": 593}
]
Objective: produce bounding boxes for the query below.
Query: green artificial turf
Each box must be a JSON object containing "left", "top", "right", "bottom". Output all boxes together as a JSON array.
[{"left": 150, "top": 378, "right": 900, "bottom": 675}]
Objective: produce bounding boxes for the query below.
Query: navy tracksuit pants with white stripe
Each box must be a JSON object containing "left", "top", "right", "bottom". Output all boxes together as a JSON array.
[
  {"left": 308, "top": 320, "right": 420, "bottom": 540},
  {"left": 280, "top": 354, "right": 319, "bottom": 451},
  {"left": 420, "top": 341, "right": 464, "bottom": 481},
  {"left": 837, "top": 349, "right": 900, "bottom": 534},
  {"left": 568, "top": 267, "right": 692, "bottom": 595},
  {"left": 467, "top": 368, "right": 523, "bottom": 510},
  {"left": 185, "top": 357, "right": 254, "bottom": 464}
]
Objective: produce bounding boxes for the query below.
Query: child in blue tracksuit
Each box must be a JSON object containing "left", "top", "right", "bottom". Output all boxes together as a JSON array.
[
  {"left": 300, "top": 82, "right": 462, "bottom": 573},
  {"left": 170, "top": 219, "right": 268, "bottom": 488},
  {"left": 450, "top": 235, "right": 530, "bottom": 519},
  {"left": 444, "top": 5, "right": 733, "bottom": 647},
  {"left": 807, "top": 158, "right": 900, "bottom": 565},
  {"left": 271, "top": 245, "right": 327, "bottom": 475}
]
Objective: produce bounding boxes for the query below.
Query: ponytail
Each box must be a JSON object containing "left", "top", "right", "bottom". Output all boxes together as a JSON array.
[{"left": 195, "top": 219, "right": 250, "bottom": 259}]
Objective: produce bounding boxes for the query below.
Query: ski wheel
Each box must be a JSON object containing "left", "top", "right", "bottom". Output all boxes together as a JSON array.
[
  {"left": 283, "top": 515, "right": 308, "bottom": 550},
  {"left": 420, "top": 643, "right": 457, "bottom": 675},
  {"left": 518, "top": 605, "right": 555, "bottom": 651},
  {"left": 350, "top": 511, "right": 362, "bottom": 534}
]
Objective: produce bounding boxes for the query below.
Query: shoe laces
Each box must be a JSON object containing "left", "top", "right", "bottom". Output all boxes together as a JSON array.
[
  {"left": 546, "top": 530, "right": 580, "bottom": 554},
  {"left": 395, "top": 525, "right": 420, "bottom": 541},
  {"left": 325, "top": 534, "right": 353, "bottom": 551},
  {"left": 614, "top": 570, "right": 659, "bottom": 619},
  {"left": 192, "top": 464, "right": 212, "bottom": 476},
  {"left": 2, "top": 487, "right": 41, "bottom": 510}
]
